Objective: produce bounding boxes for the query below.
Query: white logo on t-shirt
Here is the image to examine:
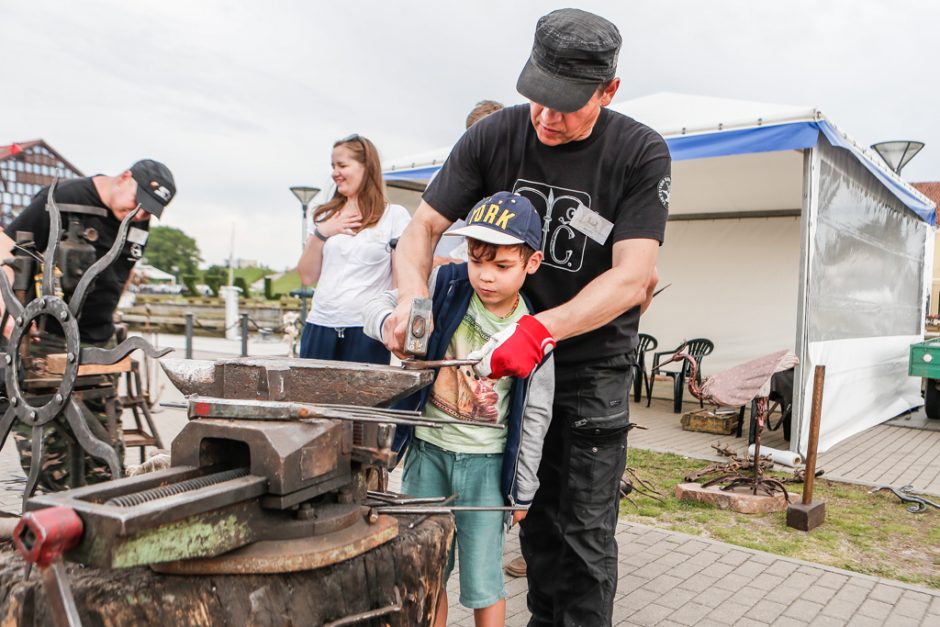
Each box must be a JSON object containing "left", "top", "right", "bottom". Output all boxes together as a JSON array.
[{"left": 512, "top": 179, "right": 590, "bottom": 273}]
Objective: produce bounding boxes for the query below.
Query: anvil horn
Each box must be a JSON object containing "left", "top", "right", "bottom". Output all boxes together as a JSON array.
[{"left": 160, "top": 359, "right": 217, "bottom": 397}]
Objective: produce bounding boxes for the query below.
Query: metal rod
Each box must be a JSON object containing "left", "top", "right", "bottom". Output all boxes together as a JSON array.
[
  {"left": 240, "top": 313, "right": 249, "bottom": 357},
  {"left": 366, "top": 491, "right": 449, "bottom": 505},
  {"left": 185, "top": 312, "right": 193, "bottom": 359},
  {"left": 409, "top": 494, "right": 458, "bottom": 529},
  {"left": 375, "top": 505, "right": 526, "bottom": 514},
  {"left": 804, "top": 365, "right": 825, "bottom": 505}
]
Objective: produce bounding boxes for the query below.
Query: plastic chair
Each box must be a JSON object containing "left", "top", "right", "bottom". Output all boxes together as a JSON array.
[
  {"left": 631, "top": 333, "right": 658, "bottom": 403},
  {"left": 647, "top": 338, "right": 715, "bottom": 413}
]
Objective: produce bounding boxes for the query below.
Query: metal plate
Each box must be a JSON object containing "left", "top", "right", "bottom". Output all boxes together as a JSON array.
[{"left": 150, "top": 514, "right": 398, "bottom": 575}]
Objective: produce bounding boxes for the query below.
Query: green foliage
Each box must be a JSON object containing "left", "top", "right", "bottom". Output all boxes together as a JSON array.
[
  {"left": 271, "top": 270, "right": 303, "bottom": 295},
  {"left": 181, "top": 274, "right": 198, "bottom": 296},
  {"left": 203, "top": 265, "right": 227, "bottom": 297},
  {"left": 264, "top": 277, "right": 274, "bottom": 300},
  {"left": 144, "top": 226, "right": 201, "bottom": 276},
  {"left": 233, "top": 276, "right": 249, "bottom": 297}
]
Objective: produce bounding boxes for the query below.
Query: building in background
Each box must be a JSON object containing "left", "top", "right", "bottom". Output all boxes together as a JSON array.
[{"left": 0, "top": 140, "right": 84, "bottom": 227}]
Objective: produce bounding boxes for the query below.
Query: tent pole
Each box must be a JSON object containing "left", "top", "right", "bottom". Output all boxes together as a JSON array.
[{"left": 791, "top": 145, "right": 819, "bottom": 457}]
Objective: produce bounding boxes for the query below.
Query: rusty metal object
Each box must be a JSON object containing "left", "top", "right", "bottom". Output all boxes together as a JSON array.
[
  {"left": 0, "top": 180, "right": 170, "bottom": 507},
  {"left": 160, "top": 357, "right": 432, "bottom": 406},
  {"left": 152, "top": 513, "right": 398, "bottom": 575}
]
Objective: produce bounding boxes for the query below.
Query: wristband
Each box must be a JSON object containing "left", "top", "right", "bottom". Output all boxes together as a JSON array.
[{"left": 313, "top": 227, "right": 329, "bottom": 242}]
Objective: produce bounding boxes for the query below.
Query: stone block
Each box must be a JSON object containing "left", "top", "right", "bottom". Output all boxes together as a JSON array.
[{"left": 676, "top": 482, "right": 797, "bottom": 513}]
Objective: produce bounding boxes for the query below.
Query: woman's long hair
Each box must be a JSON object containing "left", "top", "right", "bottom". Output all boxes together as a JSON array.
[{"left": 313, "top": 134, "right": 387, "bottom": 230}]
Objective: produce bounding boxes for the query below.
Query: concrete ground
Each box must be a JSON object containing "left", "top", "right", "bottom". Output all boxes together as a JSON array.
[{"left": 1, "top": 333, "right": 938, "bottom": 626}]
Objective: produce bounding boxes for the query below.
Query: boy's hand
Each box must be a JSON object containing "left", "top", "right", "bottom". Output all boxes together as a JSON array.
[
  {"left": 511, "top": 510, "right": 527, "bottom": 527},
  {"left": 469, "top": 315, "right": 555, "bottom": 379}
]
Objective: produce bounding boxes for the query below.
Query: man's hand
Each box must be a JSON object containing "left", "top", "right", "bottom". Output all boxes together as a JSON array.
[
  {"left": 382, "top": 297, "right": 434, "bottom": 359},
  {"left": 512, "top": 509, "right": 528, "bottom": 527},
  {"left": 469, "top": 315, "right": 555, "bottom": 379}
]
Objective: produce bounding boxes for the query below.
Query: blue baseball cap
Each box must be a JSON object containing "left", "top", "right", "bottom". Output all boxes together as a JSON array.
[{"left": 446, "top": 191, "right": 542, "bottom": 251}]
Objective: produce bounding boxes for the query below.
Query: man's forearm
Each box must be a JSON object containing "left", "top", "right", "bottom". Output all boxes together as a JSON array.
[
  {"left": 536, "top": 239, "right": 659, "bottom": 342},
  {"left": 393, "top": 202, "right": 449, "bottom": 301}
]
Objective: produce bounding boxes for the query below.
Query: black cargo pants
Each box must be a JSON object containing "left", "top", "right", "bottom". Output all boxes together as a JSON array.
[{"left": 520, "top": 354, "right": 632, "bottom": 626}]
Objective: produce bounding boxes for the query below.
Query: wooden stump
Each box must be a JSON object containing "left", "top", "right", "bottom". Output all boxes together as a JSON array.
[{"left": 0, "top": 515, "right": 454, "bottom": 626}]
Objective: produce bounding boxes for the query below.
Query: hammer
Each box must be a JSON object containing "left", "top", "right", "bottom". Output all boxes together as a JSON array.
[{"left": 403, "top": 297, "right": 432, "bottom": 357}]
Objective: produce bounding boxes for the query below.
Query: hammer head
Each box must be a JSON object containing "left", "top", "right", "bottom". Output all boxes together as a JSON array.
[{"left": 404, "top": 297, "right": 432, "bottom": 356}]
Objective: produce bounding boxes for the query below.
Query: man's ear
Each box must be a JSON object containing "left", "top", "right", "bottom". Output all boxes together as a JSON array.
[
  {"left": 526, "top": 251, "right": 543, "bottom": 274},
  {"left": 599, "top": 77, "right": 620, "bottom": 107}
]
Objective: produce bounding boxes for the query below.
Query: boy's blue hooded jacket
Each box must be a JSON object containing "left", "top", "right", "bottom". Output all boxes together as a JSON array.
[{"left": 363, "top": 263, "right": 554, "bottom": 506}]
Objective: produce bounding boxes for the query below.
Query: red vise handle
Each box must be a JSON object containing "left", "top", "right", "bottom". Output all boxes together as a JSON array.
[{"left": 13, "top": 506, "right": 84, "bottom": 568}]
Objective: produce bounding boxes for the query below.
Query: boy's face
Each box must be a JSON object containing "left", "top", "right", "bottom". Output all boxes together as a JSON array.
[{"left": 467, "top": 244, "right": 543, "bottom": 316}]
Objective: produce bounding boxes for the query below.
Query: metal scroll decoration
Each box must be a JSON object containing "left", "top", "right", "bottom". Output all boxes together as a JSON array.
[{"left": 0, "top": 179, "right": 170, "bottom": 504}]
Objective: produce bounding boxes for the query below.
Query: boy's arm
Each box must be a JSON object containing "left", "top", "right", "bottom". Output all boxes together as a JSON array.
[{"left": 513, "top": 353, "right": 555, "bottom": 506}]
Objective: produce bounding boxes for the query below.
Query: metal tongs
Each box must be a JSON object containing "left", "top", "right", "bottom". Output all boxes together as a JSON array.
[{"left": 400, "top": 358, "right": 480, "bottom": 370}]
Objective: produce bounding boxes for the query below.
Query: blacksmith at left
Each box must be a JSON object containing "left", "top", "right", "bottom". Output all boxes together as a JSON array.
[{"left": 0, "top": 159, "right": 176, "bottom": 491}]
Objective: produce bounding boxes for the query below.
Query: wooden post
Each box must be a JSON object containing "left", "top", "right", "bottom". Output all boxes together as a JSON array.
[{"left": 786, "top": 365, "right": 827, "bottom": 530}]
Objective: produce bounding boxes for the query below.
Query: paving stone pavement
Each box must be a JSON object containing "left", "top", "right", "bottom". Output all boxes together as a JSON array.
[{"left": 444, "top": 522, "right": 940, "bottom": 627}]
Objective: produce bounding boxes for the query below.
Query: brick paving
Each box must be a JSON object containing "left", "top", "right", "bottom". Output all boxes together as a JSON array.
[{"left": 440, "top": 522, "right": 940, "bottom": 626}]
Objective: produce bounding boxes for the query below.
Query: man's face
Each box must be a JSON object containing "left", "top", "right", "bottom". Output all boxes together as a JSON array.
[
  {"left": 109, "top": 173, "right": 150, "bottom": 222},
  {"left": 528, "top": 78, "right": 620, "bottom": 146}
]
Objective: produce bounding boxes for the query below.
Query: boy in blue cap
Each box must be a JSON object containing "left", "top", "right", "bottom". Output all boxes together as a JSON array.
[{"left": 364, "top": 191, "right": 554, "bottom": 627}]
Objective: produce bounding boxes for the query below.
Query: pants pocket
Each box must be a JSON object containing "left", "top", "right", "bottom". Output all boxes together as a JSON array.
[{"left": 567, "top": 424, "right": 628, "bottom": 505}]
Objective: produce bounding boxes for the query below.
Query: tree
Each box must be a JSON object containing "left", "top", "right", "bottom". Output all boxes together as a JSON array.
[{"left": 144, "top": 226, "right": 201, "bottom": 277}]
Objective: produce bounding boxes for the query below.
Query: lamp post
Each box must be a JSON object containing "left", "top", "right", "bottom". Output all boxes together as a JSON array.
[
  {"left": 290, "top": 186, "right": 321, "bottom": 251},
  {"left": 290, "top": 186, "right": 320, "bottom": 326},
  {"left": 870, "top": 141, "right": 925, "bottom": 175}
]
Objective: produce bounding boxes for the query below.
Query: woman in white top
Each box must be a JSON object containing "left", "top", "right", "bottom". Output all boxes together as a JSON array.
[{"left": 297, "top": 133, "right": 411, "bottom": 364}]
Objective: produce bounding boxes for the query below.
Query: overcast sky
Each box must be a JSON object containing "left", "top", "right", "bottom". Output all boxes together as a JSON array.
[{"left": 2, "top": 0, "right": 937, "bottom": 269}]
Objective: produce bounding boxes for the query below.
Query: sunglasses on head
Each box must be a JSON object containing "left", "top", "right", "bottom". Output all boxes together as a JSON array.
[{"left": 337, "top": 133, "right": 362, "bottom": 144}]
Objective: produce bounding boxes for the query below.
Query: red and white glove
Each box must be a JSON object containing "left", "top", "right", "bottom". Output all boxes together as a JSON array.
[{"left": 469, "top": 315, "right": 555, "bottom": 379}]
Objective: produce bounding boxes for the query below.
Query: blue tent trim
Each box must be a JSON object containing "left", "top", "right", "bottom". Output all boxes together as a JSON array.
[
  {"left": 666, "top": 122, "right": 820, "bottom": 161},
  {"left": 384, "top": 121, "right": 935, "bottom": 224},
  {"left": 384, "top": 165, "right": 441, "bottom": 182}
]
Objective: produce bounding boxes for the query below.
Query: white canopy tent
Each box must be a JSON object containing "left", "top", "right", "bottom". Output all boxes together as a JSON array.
[{"left": 383, "top": 93, "right": 936, "bottom": 454}]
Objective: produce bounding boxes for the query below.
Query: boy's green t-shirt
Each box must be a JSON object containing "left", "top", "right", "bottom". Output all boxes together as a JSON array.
[{"left": 414, "top": 293, "right": 529, "bottom": 454}]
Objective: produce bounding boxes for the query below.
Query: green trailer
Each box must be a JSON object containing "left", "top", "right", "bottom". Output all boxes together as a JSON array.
[{"left": 909, "top": 338, "right": 940, "bottom": 419}]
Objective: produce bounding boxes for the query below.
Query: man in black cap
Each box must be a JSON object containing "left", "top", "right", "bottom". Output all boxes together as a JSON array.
[
  {"left": 0, "top": 159, "right": 176, "bottom": 490},
  {"left": 381, "top": 8, "right": 670, "bottom": 625}
]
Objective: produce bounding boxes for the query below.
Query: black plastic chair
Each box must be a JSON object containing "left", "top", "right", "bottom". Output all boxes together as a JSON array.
[
  {"left": 647, "top": 338, "right": 715, "bottom": 413},
  {"left": 631, "top": 333, "right": 658, "bottom": 403}
]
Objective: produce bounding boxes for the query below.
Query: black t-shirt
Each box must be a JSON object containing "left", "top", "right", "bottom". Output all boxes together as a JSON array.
[
  {"left": 6, "top": 177, "right": 149, "bottom": 343},
  {"left": 424, "top": 104, "right": 671, "bottom": 365}
]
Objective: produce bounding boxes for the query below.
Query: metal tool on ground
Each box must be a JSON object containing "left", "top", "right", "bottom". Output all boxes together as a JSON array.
[
  {"left": 787, "top": 365, "right": 827, "bottom": 531},
  {"left": 869, "top": 484, "right": 940, "bottom": 513},
  {"left": 404, "top": 297, "right": 432, "bottom": 356}
]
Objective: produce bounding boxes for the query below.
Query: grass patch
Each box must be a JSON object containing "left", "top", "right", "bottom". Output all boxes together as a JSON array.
[{"left": 620, "top": 448, "right": 940, "bottom": 589}]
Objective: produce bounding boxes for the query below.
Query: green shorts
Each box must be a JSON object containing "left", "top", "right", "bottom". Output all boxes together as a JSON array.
[{"left": 402, "top": 438, "right": 506, "bottom": 609}]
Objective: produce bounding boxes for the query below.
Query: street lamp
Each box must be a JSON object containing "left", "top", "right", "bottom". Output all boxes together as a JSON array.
[
  {"left": 290, "top": 186, "right": 321, "bottom": 251},
  {"left": 870, "top": 141, "right": 925, "bottom": 175}
]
